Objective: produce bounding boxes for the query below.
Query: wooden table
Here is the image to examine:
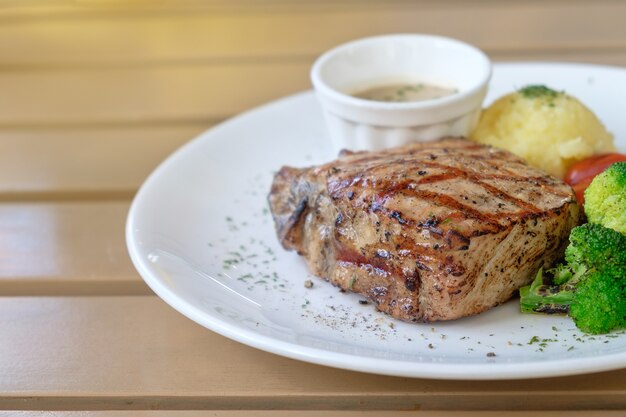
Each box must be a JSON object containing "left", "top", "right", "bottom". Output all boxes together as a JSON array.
[{"left": 2, "top": 1, "right": 626, "bottom": 415}]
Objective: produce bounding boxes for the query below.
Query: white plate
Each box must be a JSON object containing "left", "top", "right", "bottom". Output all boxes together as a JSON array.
[{"left": 126, "top": 63, "right": 626, "bottom": 380}]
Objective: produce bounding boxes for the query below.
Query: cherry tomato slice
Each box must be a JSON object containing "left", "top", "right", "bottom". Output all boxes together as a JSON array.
[
  {"left": 570, "top": 178, "right": 593, "bottom": 204},
  {"left": 564, "top": 153, "right": 626, "bottom": 204}
]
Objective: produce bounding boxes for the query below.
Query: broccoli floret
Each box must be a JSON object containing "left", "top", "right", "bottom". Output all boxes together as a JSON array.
[
  {"left": 520, "top": 223, "right": 626, "bottom": 334},
  {"left": 566, "top": 222, "right": 626, "bottom": 276},
  {"left": 584, "top": 162, "right": 626, "bottom": 234},
  {"left": 570, "top": 269, "right": 626, "bottom": 334}
]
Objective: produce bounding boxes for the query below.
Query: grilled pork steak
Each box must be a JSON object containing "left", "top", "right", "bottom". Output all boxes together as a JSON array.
[{"left": 269, "top": 138, "right": 580, "bottom": 322}]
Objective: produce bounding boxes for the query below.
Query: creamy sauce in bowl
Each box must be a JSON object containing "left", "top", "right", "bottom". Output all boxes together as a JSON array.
[{"left": 353, "top": 83, "right": 457, "bottom": 103}]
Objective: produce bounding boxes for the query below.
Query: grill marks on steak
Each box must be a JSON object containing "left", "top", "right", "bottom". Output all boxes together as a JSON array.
[{"left": 268, "top": 138, "right": 580, "bottom": 322}]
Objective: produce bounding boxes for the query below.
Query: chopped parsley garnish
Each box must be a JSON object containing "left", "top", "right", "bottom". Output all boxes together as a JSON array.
[
  {"left": 348, "top": 276, "right": 357, "bottom": 289},
  {"left": 519, "top": 85, "right": 561, "bottom": 99}
]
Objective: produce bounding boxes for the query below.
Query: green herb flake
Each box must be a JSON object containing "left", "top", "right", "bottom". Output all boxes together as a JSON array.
[
  {"left": 222, "top": 259, "right": 240, "bottom": 269},
  {"left": 519, "top": 85, "right": 561, "bottom": 99},
  {"left": 237, "top": 273, "right": 253, "bottom": 281},
  {"left": 528, "top": 335, "right": 540, "bottom": 345},
  {"left": 348, "top": 275, "right": 357, "bottom": 289}
]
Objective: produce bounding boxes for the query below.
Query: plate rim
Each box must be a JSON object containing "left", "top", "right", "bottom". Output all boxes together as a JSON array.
[{"left": 126, "top": 61, "right": 626, "bottom": 380}]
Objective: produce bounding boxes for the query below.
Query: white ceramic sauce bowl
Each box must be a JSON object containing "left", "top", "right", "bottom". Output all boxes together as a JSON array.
[{"left": 311, "top": 34, "right": 492, "bottom": 152}]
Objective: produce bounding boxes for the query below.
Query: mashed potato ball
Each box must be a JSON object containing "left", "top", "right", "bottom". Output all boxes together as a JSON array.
[{"left": 470, "top": 85, "right": 615, "bottom": 178}]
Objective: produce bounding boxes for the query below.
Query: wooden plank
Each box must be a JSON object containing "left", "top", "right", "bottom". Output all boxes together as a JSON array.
[
  {"left": 494, "top": 50, "right": 626, "bottom": 66},
  {"left": 0, "top": 125, "right": 203, "bottom": 195},
  {"left": 2, "top": 51, "right": 626, "bottom": 127},
  {"left": 1, "top": 412, "right": 625, "bottom": 417},
  {"left": 0, "top": 203, "right": 149, "bottom": 295},
  {"left": 0, "top": 297, "right": 625, "bottom": 410},
  {"left": 0, "top": 1, "right": 626, "bottom": 66},
  {"left": 0, "top": 63, "right": 309, "bottom": 126}
]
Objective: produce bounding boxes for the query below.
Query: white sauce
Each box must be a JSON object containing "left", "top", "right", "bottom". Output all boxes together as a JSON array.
[{"left": 353, "top": 83, "right": 457, "bottom": 103}]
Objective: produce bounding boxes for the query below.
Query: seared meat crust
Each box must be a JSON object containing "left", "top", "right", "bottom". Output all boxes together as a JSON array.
[{"left": 268, "top": 138, "right": 580, "bottom": 322}]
